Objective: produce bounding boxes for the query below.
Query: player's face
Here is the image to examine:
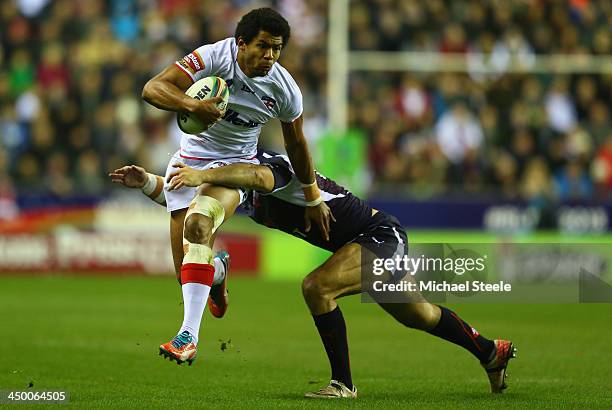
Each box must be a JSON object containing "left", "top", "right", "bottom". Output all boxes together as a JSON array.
[{"left": 238, "top": 31, "right": 283, "bottom": 77}]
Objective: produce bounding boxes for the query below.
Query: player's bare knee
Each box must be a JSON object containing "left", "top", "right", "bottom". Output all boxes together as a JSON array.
[
  {"left": 301, "top": 276, "right": 318, "bottom": 299},
  {"left": 184, "top": 214, "right": 214, "bottom": 244},
  {"left": 301, "top": 276, "right": 332, "bottom": 303}
]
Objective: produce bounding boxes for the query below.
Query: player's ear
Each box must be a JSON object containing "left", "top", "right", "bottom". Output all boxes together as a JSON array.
[{"left": 237, "top": 37, "right": 247, "bottom": 51}]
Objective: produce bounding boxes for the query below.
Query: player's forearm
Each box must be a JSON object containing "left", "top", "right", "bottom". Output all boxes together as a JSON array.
[
  {"left": 281, "top": 116, "right": 316, "bottom": 185},
  {"left": 284, "top": 136, "right": 315, "bottom": 185},
  {"left": 281, "top": 117, "right": 321, "bottom": 205},
  {"left": 198, "top": 164, "right": 274, "bottom": 193},
  {"left": 284, "top": 135, "right": 324, "bottom": 206},
  {"left": 142, "top": 79, "right": 196, "bottom": 113}
]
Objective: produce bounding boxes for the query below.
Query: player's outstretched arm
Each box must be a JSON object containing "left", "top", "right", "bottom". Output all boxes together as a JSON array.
[
  {"left": 281, "top": 115, "right": 335, "bottom": 241},
  {"left": 109, "top": 166, "right": 166, "bottom": 206},
  {"left": 167, "top": 163, "right": 275, "bottom": 193},
  {"left": 142, "top": 65, "right": 223, "bottom": 125}
]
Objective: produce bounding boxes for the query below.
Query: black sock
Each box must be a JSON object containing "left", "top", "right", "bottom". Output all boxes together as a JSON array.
[
  {"left": 428, "top": 306, "right": 496, "bottom": 363},
  {"left": 312, "top": 306, "right": 353, "bottom": 389}
]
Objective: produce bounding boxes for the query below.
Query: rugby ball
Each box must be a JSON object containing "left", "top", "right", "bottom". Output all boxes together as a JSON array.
[{"left": 177, "top": 76, "right": 230, "bottom": 134}]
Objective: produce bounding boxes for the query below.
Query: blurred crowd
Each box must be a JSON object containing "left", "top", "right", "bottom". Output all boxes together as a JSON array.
[
  {"left": 0, "top": 0, "right": 328, "bottom": 208},
  {"left": 0, "top": 0, "right": 610, "bottom": 214},
  {"left": 349, "top": 0, "right": 612, "bottom": 205}
]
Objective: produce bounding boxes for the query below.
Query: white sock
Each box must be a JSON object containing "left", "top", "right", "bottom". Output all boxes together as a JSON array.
[
  {"left": 213, "top": 257, "right": 226, "bottom": 285},
  {"left": 178, "top": 282, "right": 211, "bottom": 345}
]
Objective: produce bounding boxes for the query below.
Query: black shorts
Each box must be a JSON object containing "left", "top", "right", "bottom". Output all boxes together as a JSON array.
[
  {"left": 351, "top": 212, "right": 408, "bottom": 262},
  {"left": 355, "top": 213, "right": 425, "bottom": 303}
]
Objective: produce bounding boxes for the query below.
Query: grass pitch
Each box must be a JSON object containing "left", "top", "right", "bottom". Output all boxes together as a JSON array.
[{"left": 0, "top": 275, "right": 611, "bottom": 409}]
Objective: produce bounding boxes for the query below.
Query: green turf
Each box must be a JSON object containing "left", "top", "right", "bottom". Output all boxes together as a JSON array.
[
  {"left": 406, "top": 230, "right": 612, "bottom": 243},
  {"left": 226, "top": 215, "right": 612, "bottom": 243},
  {"left": 1, "top": 276, "right": 611, "bottom": 409}
]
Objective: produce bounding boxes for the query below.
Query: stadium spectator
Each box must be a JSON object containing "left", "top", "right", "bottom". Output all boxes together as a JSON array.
[
  {"left": 545, "top": 77, "right": 578, "bottom": 134},
  {"left": 0, "top": 148, "right": 18, "bottom": 219},
  {"left": 14, "top": 153, "right": 41, "bottom": 193},
  {"left": 369, "top": 123, "right": 399, "bottom": 180},
  {"left": 491, "top": 151, "right": 518, "bottom": 199},
  {"left": 395, "top": 74, "right": 432, "bottom": 130},
  {"left": 592, "top": 134, "right": 612, "bottom": 192},
  {"left": 45, "top": 151, "right": 73, "bottom": 197},
  {"left": 74, "top": 150, "right": 105, "bottom": 195},
  {"left": 491, "top": 26, "right": 535, "bottom": 72},
  {"left": 435, "top": 102, "right": 483, "bottom": 165},
  {"left": 587, "top": 100, "right": 610, "bottom": 144},
  {"left": 439, "top": 23, "right": 468, "bottom": 54},
  {"left": 510, "top": 129, "right": 537, "bottom": 178},
  {"left": 36, "top": 43, "right": 70, "bottom": 92},
  {"left": 8, "top": 49, "right": 34, "bottom": 98},
  {"left": 520, "top": 157, "right": 556, "bottom": 227},
  {"left": 521, "top": 157, "right": 555, "bottom": 206},
  {"left": 554, "top": 160, "right": 594, "bottom": 201}
]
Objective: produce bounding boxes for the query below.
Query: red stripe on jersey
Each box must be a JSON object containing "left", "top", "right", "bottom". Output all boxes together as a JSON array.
[
  {"left": 174, "top": 62, "right": 195, "bottom": 83},
  {"left": 179, "top": 152, "right": 258, "bottom": 161}
]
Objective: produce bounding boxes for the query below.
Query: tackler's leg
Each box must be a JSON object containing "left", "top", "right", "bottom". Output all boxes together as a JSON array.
[{"left": 302, "top": 243, "right": 362, "bottom": 398}]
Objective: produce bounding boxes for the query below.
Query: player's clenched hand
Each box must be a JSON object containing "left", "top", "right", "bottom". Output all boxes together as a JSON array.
[
  {"left": 304, "top": 202, "right": 336, "bottom": 241},
  {"left": 167, "top": 162, "right": 207, "bottom": 191},
  {"left": 109, "top": 165, "right": 147, "bottom": 188},
  {"left": 188, "top": 96, "right": 225, "bottom": 126}
]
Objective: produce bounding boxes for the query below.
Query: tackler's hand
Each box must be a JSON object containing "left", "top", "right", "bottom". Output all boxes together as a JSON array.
[
  {"left": 109, "top": 165, "right": 147, "bottom": 189},
  {"left": 167, "top": 163, "right": 208, "bottom": 191},
  {"left": 304, "top": 201, "right": 336, "bottom": 241}
]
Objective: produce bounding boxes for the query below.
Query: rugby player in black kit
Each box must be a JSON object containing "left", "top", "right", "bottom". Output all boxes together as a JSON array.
[{"left": 110, "top": 150, "right": 515, "bottom": 398}]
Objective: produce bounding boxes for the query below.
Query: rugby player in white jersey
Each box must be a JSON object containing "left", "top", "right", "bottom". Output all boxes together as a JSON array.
[
  {"left": 111, "top": 152, "right": 516, "bottom": 398},
  {"left": 140, "top": 8, "right": 334, "bottom": 365}
]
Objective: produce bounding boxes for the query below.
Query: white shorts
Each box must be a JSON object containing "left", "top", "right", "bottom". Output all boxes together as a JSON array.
[{"left": 163, "top": 151, "right": 259, "bottom": 212}]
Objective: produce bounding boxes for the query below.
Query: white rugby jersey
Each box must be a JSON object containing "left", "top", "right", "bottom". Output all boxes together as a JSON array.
[{"left": 174, "top": 37, "right": 303, "bottom": 161}]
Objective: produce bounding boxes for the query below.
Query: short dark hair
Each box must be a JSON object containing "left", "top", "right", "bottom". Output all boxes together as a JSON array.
[{"left": 235, "top": 8, "right": 291, "bottom": 46}]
